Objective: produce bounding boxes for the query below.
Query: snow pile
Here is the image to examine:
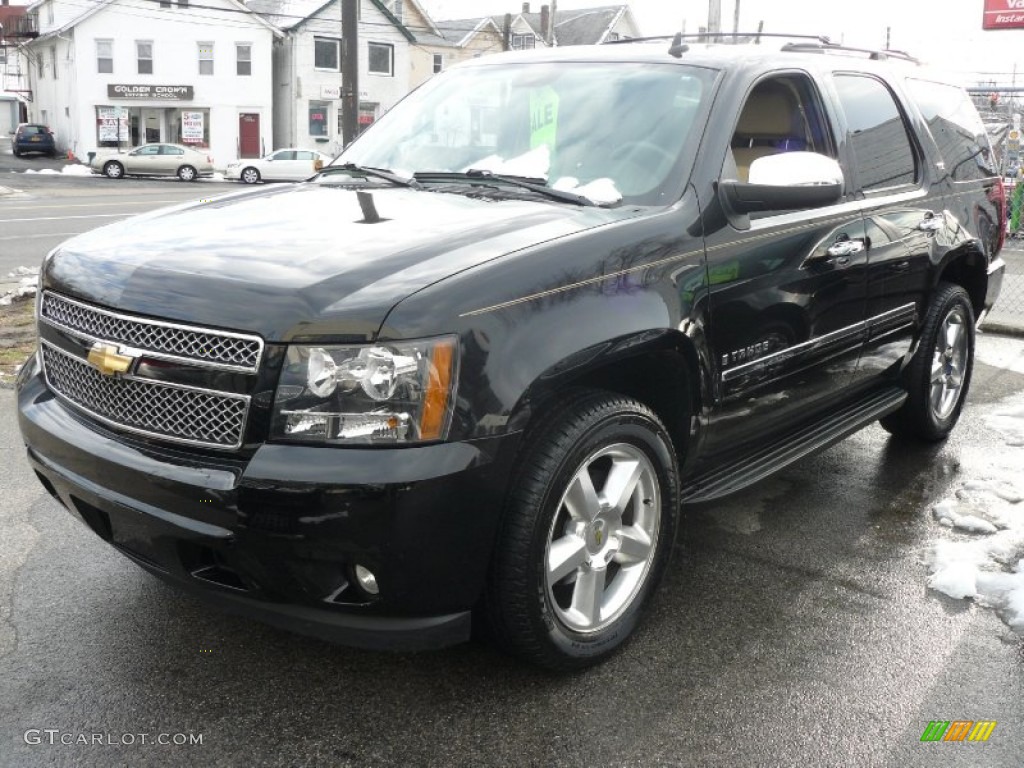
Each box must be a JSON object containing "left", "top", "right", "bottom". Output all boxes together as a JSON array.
[
  {"left": 0, "top": 267, "right": 39, "bottom": 306},
  {"left": 927, "top": 478, "right": 1024, "bottom": 630},
  {"left": 22, "top": 165, "right": 94, "bottom": 177}
]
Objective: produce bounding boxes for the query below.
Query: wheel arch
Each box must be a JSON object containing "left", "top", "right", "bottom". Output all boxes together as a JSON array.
[
  {"left": 507, "top": 330, "right": 705, "bottom": 468},
  {"left": 936, "top": 244, "right": 988, "bottom": 318}
]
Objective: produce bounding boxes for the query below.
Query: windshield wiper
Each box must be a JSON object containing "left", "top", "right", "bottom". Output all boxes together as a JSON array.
[
  {"left": 319, "top": 163, "right": 421, "bottom": 188},
  {"left": 414, "top": 169, "right": 596, "bottom": 207}
]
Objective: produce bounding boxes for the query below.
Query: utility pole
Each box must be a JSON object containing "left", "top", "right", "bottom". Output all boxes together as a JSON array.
[
  {"left": 341, "top": 0, "right": 359, "bottom": 147},
  {"left": 503, "top": 13, "right": 512, "bottom": 51},
  {"left": 732, "top": 0, "right": 740, "bottom": 42},
  {"left": 708, "top": 0, "right": 721, "bottom": 35},
  {"left": 548, "top": 0, "right": 557, "bottom": 46}
]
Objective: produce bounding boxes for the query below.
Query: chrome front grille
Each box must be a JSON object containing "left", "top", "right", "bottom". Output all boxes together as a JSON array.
[
  {"left": 41, "top": 343, "right": 250, "bottom": 450},
  {"left": 41, "top": 292, "right": 263, "bottom": 372}
]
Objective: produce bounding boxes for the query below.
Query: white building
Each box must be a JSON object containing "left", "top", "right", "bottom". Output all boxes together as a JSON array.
[
  {"left": 0, "top": 1, "right": 32, "bottom": 134},
  {"left": 21, "top": 0, "right": 279, "bottom": 164},
  {"left": 250, "top": 0, "right": 414, "bottom": 154}
]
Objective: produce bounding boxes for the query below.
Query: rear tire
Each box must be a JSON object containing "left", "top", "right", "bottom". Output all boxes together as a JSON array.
[
  {"left": 177, "top": 165, "right": 197, "bottom": 181},
  {"left": 103, "top": 161, "right": 124, "bottom": 179},
  {"left": 881, "top": 282, "right": 975, "bottom": 441},
  {"left": 485, "top": 390, "right": 680, "bottom": 671}
]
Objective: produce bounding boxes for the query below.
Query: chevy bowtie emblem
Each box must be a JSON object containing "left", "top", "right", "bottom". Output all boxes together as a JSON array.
[{"left": 87, "top": 343, "right": 135, "bottom": 377}]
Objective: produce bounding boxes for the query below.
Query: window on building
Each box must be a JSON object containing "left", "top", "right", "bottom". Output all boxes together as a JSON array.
[
  {"left": 37, "top": 56, "right": 44, "bottom": 79},
  {"left": 159, "top": 0, "right": 170, "bottom": 7},
  {"left": 96, "top": 40, "right": 113, "bottom": 73},
  {"left": 432, "top": 53, "right": 443, "bottom": 74},
  {"left": 45, "top": 2, "right": 53, "bottom": 25},
  {"left": 137, "top": 41, "right": 153, "bottom": 75},
  {"left": 50, "top": 46, "right": 57, "bottom": 80},
  {"left": 833, "top": 74, "right": 917, "bottom": 192},
  {"left": 512, "top": 34, "right": 536, "bottom": 50},
  {"left": 309, "top": 102, "right": 330, "bottom": 136},
  {"left": 368, "top": 42, "right": 393, "bottom": 76},
  {"left": 390, "top": 0, "right": 403, "bottom": 21},
  {"left": 606, "top": 32, "right": 620, "bottom": 42},
  {"left": 314, "top": 37, "right": 340, "bottom": 71},
  {"left": 236, "top": 43, "right": 252, "bottom": 76},
  {"left": 178, "top": 0, "right": 189, "bottom": 7},
  {"left": 198, "top": 42, "right": 214, "bottom": 75}
]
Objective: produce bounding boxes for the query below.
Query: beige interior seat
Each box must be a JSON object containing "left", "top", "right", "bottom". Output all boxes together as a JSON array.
[{"left": 732, "top": 83, "right": 804, "bottom": 182}]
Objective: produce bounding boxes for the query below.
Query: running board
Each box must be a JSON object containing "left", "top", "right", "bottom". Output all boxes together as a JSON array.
[{"left": 681, "top": 387, "right": 907, "bottom": 504}]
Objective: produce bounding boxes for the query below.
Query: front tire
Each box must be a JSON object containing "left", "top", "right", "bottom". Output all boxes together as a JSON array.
[
  {"left": 240, "top": 167, "right": 260, "bottom": 184},
  {"left": 881, "top": 282, "right": 975, "bottom": 441},
  {"left": 103, "top": 161, "right": 124, "bottom": 179},
  {"left": 486, "top": 390, "right": 680, "bottom": 671}
]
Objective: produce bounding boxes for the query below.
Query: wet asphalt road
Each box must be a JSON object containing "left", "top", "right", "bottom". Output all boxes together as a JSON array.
[{"left": 1, "top": 334, "right": 1023, "bottom": 768}]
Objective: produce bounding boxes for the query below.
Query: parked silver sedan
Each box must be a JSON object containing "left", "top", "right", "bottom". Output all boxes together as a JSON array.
[
  {"left": 225, "top": 149, "right": 332, "bottom": 184},
  {"left": 90, "top": 143, "right": 215, "bottom": 181}
]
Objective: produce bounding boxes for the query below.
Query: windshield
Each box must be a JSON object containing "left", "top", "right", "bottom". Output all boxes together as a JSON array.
[{"left": 330, "top": 61, "right": 716, "bottom": 206}]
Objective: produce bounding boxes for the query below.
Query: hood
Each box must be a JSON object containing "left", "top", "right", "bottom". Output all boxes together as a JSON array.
[{"left": 43, "top": 183, "right": 636, "bottom": 341}]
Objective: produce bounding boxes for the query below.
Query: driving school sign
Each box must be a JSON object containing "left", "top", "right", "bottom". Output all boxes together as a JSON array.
[
  {"left": 983, "top": 0, "right": 1024, "bottom": 29},
  {"left": 107, "top": 85, "right": 194, "bottom": 100}
]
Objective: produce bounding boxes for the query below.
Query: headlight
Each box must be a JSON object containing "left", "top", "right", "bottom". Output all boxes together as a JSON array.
[{"left": 271, "top": 336, "right": 458, "bottom": 445}]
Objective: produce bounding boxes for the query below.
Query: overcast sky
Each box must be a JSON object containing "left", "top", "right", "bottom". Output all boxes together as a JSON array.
[{"left": 419, "top": 0, "right": 1024, "bottom": 86}]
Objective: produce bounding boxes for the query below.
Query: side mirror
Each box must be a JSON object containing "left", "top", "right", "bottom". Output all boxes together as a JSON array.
[{"left": 720, "top": 152, "right": 844, "bottom": 215}]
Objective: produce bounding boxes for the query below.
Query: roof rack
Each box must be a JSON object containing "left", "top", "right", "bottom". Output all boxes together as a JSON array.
[
  {"left": 781, "top": 41, "right": 920, "bottom": 64},
  {"left": 603, "top": 31, "right": 833, "bottom": 47},
  {"left": 604, "top": 31, "right": 920, "bottom": 65}
]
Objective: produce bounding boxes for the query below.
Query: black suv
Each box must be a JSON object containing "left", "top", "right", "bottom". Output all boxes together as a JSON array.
[{"left": 17, "top": 37, "right": 1005, "bottom": 670}]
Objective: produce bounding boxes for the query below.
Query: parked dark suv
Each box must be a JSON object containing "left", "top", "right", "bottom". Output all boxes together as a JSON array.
[
  {"left": 13, "top": 123, "right": 56, "bottom": 157},
  {"left": 17, "top": 36, "right": 1005, "bottom": 670}
]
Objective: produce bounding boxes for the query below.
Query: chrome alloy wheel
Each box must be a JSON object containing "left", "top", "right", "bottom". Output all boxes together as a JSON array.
[
  {"left": 930, "top": 307, "right": 968, "bottom": 420},
  {"left": 544, "top": 443, "right": 661, "bottom": 634}
]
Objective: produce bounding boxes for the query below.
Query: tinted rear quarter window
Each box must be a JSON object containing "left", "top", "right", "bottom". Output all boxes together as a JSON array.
[
  {"left": 833, "top": 74, "right": 917, "bottom": 191},
  {"left": 904, "top": 78, "right": 995, "bottom": 182}
]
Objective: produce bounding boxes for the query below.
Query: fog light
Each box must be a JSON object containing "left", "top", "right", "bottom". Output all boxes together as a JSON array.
[{"left": 354, "top": 565, "right": 379, "bottom": 595}]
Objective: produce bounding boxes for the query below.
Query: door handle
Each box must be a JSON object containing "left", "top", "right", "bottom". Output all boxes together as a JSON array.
[{"left": 918, "top": 211, "right": 945, "bottom": 232}]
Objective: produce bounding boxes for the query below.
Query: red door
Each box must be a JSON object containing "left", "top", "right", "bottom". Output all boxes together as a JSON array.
[{"left": 239, "top": 113, "right": 260, "bottom": 158}]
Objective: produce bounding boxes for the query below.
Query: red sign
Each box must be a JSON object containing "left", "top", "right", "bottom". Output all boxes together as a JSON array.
[{"left": 984, "top": 0, "right": 1024, "bottom": 29}]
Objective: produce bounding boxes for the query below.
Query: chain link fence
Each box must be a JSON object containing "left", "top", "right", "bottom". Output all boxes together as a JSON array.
[{"left": 994, "top": 180, "right": 1024, "bottom": 329}]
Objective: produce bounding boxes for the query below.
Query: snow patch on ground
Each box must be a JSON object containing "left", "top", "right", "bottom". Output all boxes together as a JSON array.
[
  {"left": 927, "top": 476, "right": 1024, "bottom": 631},
  {"left": 0, "top": 267, "right": 39, "bottom": 306},
  {"left": 985, "top": 392, "right": 1024, "bottom": 447},
  {"left": 20, "top": 164, "right": 94, "bottom": 177}
]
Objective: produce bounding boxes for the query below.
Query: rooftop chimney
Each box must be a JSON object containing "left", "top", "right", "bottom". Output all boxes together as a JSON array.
[
  {"left": 540, "top": 4, "right": 549, "bottom": 39},
  {"left": 522, "top": 3, "right": 530, "bottom": 13}
]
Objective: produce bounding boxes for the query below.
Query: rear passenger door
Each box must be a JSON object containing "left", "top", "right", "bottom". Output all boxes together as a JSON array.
[{"left": 829, "top": 73, "right": 946, "bottom": 380}]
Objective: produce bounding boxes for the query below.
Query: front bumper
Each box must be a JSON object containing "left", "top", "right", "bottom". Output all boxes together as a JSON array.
[{"left": 17, "top": 356, "right": 519, "bottom": 651}]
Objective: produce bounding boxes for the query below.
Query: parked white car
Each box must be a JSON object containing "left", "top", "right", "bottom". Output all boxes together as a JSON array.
[
  {"left": 89, "top": 143, "right": 214, "bottom": 181},
  {"left": 225, "top": 149, "right": 332, "bottom": 184}
]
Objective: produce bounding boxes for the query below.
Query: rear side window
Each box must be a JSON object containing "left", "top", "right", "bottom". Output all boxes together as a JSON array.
[
  {"left": 833, "top": 74, "right": 917, "bottom": 192},
  {"left": 904, "top": 78, "right": 996, "bottom": 182}
]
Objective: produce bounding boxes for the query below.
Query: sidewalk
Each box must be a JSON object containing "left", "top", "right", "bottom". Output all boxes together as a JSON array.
[{"left": 983, "top": 311, "right": 1024, "bottom": 337}]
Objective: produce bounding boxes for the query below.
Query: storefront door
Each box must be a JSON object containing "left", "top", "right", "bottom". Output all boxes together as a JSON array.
[
  {"left": 142, "top": 108, "right": 163, "bottom": 144},
  {"left": 239, "top": 113, "right": 260, "bottom": 159}
]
